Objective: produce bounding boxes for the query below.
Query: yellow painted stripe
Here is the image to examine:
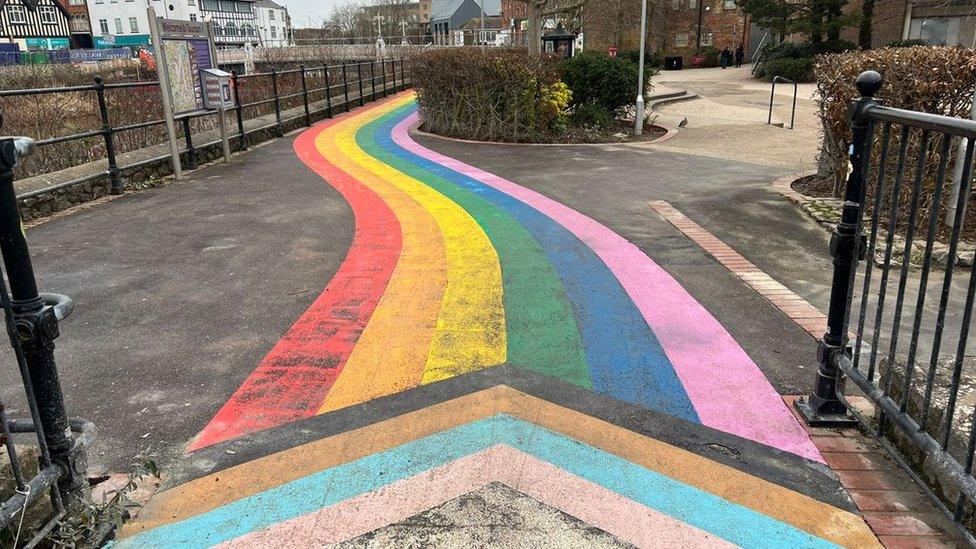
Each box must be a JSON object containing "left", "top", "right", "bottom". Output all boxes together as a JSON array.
[
  {"left": 324, "top": 96, "right": 506, "bottom": 410},
  {"left": 123, "top": 386, "right": 878, "bottom": 548},
  {"left": 313, "top": 97, "right": 445, "bottom": 411}
]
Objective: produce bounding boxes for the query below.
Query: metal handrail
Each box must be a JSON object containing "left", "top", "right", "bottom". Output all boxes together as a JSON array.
[{"left": 767, "top": 75, "right": 797, "bottom": 130}]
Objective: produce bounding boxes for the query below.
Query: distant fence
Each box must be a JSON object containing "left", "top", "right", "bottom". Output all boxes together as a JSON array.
[{"left": 1, "top": 58, "right": 410, "bottom": 203}]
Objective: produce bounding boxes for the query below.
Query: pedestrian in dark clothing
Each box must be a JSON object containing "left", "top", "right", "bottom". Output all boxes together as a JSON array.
[
  {"left": 720, "top": 47, "right": 732, "bottom": 69},
  {"left": 735, "top": 45, "right": 744, "bottom": 68}
]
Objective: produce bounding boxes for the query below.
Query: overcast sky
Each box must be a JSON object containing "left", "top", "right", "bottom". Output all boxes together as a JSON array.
[{"left": 281, "top": 0, "right": 348, "bottom": 28}]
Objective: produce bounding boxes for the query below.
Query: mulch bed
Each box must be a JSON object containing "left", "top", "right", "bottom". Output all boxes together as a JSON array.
[{"left": 792, "top": 173, "right": 837, "bottom": 198}]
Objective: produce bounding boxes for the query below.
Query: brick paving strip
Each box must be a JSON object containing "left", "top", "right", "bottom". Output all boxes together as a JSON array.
[{"left": 648, "top": 200, "right": 966, "bottom": 547}]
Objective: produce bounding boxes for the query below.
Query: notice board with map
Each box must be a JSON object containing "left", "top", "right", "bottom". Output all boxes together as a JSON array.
[{"left": 156, "top": 19, "right": 214, "bottom": 115}]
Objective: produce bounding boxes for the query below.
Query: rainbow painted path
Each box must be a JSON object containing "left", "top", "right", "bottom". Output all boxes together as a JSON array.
[
  {"left": 114, "top": 93, "right": 881, "bottom": 547},
  {"left": 190, "top": 92, "right": 818, "bottom": 461}
]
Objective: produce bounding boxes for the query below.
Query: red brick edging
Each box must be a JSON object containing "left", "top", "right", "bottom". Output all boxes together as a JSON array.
[{"left": 647, "top": 200, "right": 827, "bottom": 338}]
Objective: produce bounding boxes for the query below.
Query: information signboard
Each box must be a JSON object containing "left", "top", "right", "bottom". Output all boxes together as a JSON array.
[{"left": 157, "top": 19, "right": 213, "bottom": 115}]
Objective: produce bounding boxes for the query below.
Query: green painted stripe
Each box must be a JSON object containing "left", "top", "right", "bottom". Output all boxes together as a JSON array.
[{"left": 357, "top": 104, "right": 591, "bottom": 387}]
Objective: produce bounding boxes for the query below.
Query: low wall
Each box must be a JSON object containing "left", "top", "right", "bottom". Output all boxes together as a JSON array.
[{"left": 15, "top": 82, "right": 409, "bottom": 221}]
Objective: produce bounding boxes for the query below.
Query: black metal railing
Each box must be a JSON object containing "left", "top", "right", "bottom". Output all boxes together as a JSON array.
[
  {"left": 796, "top": 70, "right": 976, "bottom": 540},
  {"left": 2, "top": 58, "right": 410, "bottom": 201},
  {"left": 0, "top": 137, "right": 92, "bottom": 546},
  {"left": 767, "top": 75, "right": 797, "bottom": 130}
]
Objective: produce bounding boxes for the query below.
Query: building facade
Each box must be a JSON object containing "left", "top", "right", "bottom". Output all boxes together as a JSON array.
[
  {"left": 0, "top": 0, "right": 72, "bottom": 50},
  {"left": 56, "top": 0, "right": 92, "bottom": 47},
  {"left": 430, "top": 0, "right": 500, "bottom": 45},
  {"left": 254, "top": 0, "right": 290, "bottom": 46},
  {"left": 200, "top": 0, "right": 258, "bottom": 48},
  {"left": 87, "top": 0, "right": 199, "bottom": 49}
]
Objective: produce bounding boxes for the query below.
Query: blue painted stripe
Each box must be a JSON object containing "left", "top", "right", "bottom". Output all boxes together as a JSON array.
[
  {"left": 370, "top": 104, "right": 699, "bottom": 420},
  {"left": 116, "top": 416, "right": 838, "bottom": 548}
]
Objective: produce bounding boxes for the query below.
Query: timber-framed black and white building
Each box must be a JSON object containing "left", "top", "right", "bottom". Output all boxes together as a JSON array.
[
  {"left": 201, "top": 0, "right": 258, "bottom": 49},
  {"left": 0, "top": 0, "right": 71, "bottom": 50}
]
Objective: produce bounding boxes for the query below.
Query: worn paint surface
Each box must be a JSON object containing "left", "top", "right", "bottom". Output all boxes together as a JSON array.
[
  {"left": 119, "top": 385, "right": 879, "bottom": 548},
  {"left": 190, "top": 93, "right": 819, "bottom": 463}
]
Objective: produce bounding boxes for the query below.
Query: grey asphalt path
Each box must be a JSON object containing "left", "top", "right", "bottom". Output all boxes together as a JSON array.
[
  {"left": 2, "top": 129, "right": 836, "bottom": 476},
  {"left": 0, "top": 137, "right": 353, "bottom": 474}
]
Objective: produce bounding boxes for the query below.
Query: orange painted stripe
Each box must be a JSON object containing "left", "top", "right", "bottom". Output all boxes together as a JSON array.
[{"left": 122, "top": 386, "right": 878, "bottom": 547}]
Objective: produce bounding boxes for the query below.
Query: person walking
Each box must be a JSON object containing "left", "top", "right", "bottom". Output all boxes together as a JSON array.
[
  {"left": 720, "top": 46, "right": 732, "bottom": 69},
  {"left": 735, "top": 44, "right": 745, "bottom": 68}
]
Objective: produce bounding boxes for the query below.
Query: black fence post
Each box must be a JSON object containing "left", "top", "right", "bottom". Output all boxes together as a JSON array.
[
  {"left": 324, "top": 65, "right": 333, "bottom": 118},
  {"left": 391, "top": 58, "right": 397, "bottom": 92},
  {"left": 94, "top": 76, "right": 123, "bottom": 195},
  {"left": 0, "top": 137, "right": 88, "bottom": 509},
  {"left": 400, "top": 58, "right": 406, "bottom": 89},
  {"left": 299, "top": 65, "right": 311, "bottom": 127},
  {"left": 231, "top": 71, "right": 247, "bottom": 152},
  {"left": 795, "top": 71, "right": 883, "bottom": 426},
  {"left": 341, "top": 62, "right": 350, "bottom": 113},
  {"left": 270, "top": 69, "right": 283, "bottom": 137},
  {"left": 381, "top": 59, "right": 388, "bottom": 98},
  {"left": 356, "top": 62, "right": 364, "bottom": 107},
  {"left": 181, "top": 116, "right": 198, "bottom": 170},
  {"left": 370, "top": 60, "right": 377, "bottom": 101}
]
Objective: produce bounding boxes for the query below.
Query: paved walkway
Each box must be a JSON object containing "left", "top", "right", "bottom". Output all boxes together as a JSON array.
[
  {"left": 650, "top": 66, "right": 821, "bottom": 171},
  {"left": 98, "top": 93, "right": 887, "bottom": 547}
]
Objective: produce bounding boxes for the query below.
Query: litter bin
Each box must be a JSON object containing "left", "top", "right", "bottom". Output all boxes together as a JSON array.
[{"left": 664, "top": 56, "right": 683, "bottom": 70}]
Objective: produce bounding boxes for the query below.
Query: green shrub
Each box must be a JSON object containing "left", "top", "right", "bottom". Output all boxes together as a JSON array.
[
  {"left": 761, "top": 56, "right": 815, "bottom": 82},
  {"left": 887, "top": 39, "right": 929, "bottom": 48},
  {"left": 409, "top": 48, "right": 569, "bottom": 142},
  {"left": 761, "top": 39, "right": 854, "bottom": 63},
  {"left": 619, "top": 50, "right": 662, "bottom": 68},
  {"left": 569, "top": 102, "right": 617, "bottom": 129},
  {"left": 559, "top": 52, "right": 649, "bottom": 115}
]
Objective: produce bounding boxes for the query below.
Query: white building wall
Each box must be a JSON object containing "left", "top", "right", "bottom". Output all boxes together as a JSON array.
[
  {"left": 87, "top": 0, "right": 200, "bottom": 47},
  {"left": 255, "top": 4, "right": 289, "bottom": 46}
]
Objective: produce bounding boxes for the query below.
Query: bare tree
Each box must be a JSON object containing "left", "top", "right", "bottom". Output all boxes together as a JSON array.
[{"left": 514, "top": 0, "right": 588, "bottom": 53}]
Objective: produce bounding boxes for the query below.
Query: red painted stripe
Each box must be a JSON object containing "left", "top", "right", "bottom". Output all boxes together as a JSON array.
[{"left": 189, "top": 102, "right": 404, "bottom": 451}]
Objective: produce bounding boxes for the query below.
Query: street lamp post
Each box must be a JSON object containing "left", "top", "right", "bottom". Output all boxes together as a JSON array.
[
  {"left": 480, "top": 0, "right": 486, "bottom": 51},
  {"left": 634, "top": 0, "right": 648, "bottom": 136}
]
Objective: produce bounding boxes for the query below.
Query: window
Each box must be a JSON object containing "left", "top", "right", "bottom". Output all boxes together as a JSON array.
[
  {"left": 6, "top": 5, "right": 26, "bottom": 24},
  {"left": 219, "top": 0, "right": 234, "bottom": 11},
  {"left": 69, "top": 0, "right": 85, "bottom": 5},
  {"left": 236, "top": 1, "right": 251, "bottom": 13},
  {"left": 202, "top": 0, "right": 218, "bottom": 10},
  {"left": 99, "top": 18, "right": 109, "bottom": 33},
  {"left": 242, "top": 23, "right": 252, "bottom": 36},
  {"left": 270, "top": 25, "right": 276, "bottom": 38},
  {"left": 189, "top": 13, "right": 197, "bottom": 20},
  {"left": 908, "top": 17, "right": 961, "bottom": 45},
  {"left": 674, "top": 32, "right": 688, "bottom": 47},
  {"left": 688, "top": 0, "right": 697, "bottom": 9},
  {"left": 129, "top": 16, "right": 138, "bottom": 32},
  {"left": 724, "top": 0, "right": 736, "bottom": 8},
  {"left": 269, "top": 10, "right": 275, "bottom": 19},
  {"left": 212, "top": 21, "right": 222, "bottom": 35},
  {"left": 225, "top": 21, "right": 236, "bottom": 36},
  {"left": 39, "top": 6, "right": 57, "bottom": 24},
  {"left": 671, "top": 0, "right": 681, "bottom": 9},
  {"left": 114, "top": 17, "right": 122, "bottom": 34},
  {"left": 701, "top": 32, "right": 713, "bottom": 46},
  {"left": 187, "top": 0, "right": 194, "bottom": 4}
]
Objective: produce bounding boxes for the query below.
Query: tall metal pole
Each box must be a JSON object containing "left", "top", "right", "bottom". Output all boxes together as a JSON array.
[
  {"left": 634, "top": 0, "right": 648, "bottom": 136},
  {"left": 480, "top": 0, "right": 486, "bottom": 51},
  {"left": 947, "top": 88, "right": 976, "bottom": 231}
]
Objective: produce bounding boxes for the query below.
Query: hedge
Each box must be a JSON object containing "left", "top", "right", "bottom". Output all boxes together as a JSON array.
[
  {"left": 816, "top": 46, "right": 976, "bottom": 231},
  {"left": 761, "top": 57, "right": 815, "bottom": 82},
  {"left": 408, "top": 48, "right": 569, "bottom": 142}
]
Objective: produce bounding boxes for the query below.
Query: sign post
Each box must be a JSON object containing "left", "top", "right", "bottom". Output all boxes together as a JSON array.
[
  {"left": 148, "top": 10, "right": 233, "bottom": 174},
  {"left": 147, "top": 6, "right": 182, "bottom": 179}
]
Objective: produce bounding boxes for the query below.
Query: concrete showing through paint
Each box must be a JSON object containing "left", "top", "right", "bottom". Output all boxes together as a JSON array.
[
  {"left": 117, "top": 385, "right": 880, "bottom": 548},
  {"left": 189, "top": 92, "right": 818, "bottom": 464}
]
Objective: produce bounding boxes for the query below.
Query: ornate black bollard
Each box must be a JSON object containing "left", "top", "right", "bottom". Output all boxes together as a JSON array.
[{"left": 795, "top": 71, "right": 883, "bottom": 426}]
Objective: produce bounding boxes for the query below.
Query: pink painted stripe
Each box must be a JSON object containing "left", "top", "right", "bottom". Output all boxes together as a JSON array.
[
  {"left": 214, "top": 445, "right": 734, "bottom": 548},
  {"left": 394, "top": 113, "right": 821, "bottom": 463}
]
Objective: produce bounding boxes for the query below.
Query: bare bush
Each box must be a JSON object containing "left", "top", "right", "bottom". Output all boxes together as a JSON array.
[{"left": 816, "top": 46, "right": 976, "bottom": 238}]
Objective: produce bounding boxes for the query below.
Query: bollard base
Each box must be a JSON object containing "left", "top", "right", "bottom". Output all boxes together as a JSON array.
[{"left": 794, "top": 396, "right": 858, "bottom": 427}]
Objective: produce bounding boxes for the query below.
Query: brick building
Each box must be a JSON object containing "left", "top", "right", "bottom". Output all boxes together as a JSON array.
[
  {"left": 500, "top": 0, "right": 526, "bottom": 44},
  {"left": 55, "top": 0, "right": 92, "bottom": 48},
  {"left": 580, "top": 0, "right": 749, "bottom": 65}
]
